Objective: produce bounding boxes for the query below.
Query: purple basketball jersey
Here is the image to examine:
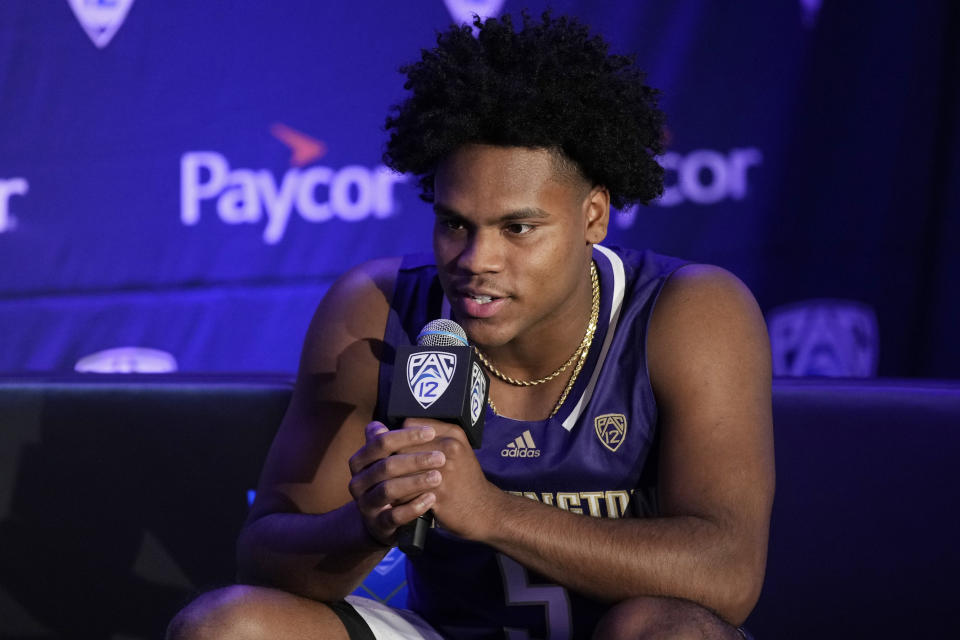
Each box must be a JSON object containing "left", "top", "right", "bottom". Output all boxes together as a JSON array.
[{"left": 376, "top": 245, "right": 687, "bottom": 639}]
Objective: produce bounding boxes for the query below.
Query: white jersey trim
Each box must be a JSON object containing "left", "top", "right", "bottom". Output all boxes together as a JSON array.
[
  {"left": 345, "top": 595, "right": 445, "bottom": 640},
  {"left": 561, "top": 244, "right": 625, "bottom": 431}
]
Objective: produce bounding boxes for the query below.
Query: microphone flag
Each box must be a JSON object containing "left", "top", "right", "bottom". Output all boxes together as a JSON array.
[
  {"left": 386, "top": 320, "right": 489, "bottom": 553},
  {"left": 387, "top": 320, "right": 487, "bottom": 448}
]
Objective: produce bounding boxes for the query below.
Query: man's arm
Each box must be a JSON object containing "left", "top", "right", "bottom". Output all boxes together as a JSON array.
[
  {"left": 402, "top": 265, "right": 774, "bottom": 625},
  {"left": 235, "top": 257, "right": 443, "bottom": 601}
]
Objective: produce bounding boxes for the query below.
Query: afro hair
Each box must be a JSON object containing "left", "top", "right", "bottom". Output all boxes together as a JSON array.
[{"left": 383, "top": 11, "right": 666, "bottom": 209}]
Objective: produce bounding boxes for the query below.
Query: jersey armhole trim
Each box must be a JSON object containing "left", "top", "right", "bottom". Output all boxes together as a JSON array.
[{"left": 561, "top": 244, "right": 625, "bottom": 431}]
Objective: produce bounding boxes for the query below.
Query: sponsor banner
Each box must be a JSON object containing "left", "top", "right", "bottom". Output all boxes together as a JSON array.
[
  {"left": 0, "top": 0, "right": 956, "bottom": 375},
  {"left": 0, "top": 1, "right": 781, "bottom": 298}
]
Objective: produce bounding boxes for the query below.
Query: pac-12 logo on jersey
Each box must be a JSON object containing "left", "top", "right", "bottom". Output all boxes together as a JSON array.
[
  {"left": 469, "top": 362, "right": 486, "bottom": 426},
  {"left": 595, "top": 413, "right": 627, "bottom": 452},
  {"left": 407, "top": 351, "right": 457, "bottom": 409}
]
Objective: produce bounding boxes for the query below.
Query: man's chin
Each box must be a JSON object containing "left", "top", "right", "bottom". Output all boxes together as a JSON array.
[{"left": 458, "top": 317, "right": 515, "bottom": 349}]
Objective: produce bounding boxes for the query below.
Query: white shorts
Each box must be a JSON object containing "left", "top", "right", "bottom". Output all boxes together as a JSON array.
[
  {"left": 342, "top": 594, "right": 757, "bottom": 639},
  {"left": 343, "top": 595, "right": 445, "bottom": 640}
]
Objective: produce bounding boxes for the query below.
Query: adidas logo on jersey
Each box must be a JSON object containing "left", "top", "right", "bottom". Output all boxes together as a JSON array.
[{"left": 501, "top": 430, "right": 541, "bottom": 458}]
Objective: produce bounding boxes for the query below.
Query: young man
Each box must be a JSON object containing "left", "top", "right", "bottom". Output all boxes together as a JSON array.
[{"left": 169, "top": 13, "right": 774, "bottom": 640}]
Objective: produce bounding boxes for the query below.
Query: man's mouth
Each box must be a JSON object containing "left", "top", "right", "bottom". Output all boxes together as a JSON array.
[{"left": 457, "top": 291, "right": 507, "bottom": 318}]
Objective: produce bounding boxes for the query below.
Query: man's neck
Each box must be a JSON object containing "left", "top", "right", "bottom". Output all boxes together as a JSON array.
[{"left": 481, "top": 260, "right": 596, "bottom": 383}]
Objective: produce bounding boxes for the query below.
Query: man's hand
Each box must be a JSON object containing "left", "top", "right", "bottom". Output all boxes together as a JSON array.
[
  {"left": 395, "top": 418, "right": 505, "bottom": 542},
  {"left": 347, "top": 421, "right": 446, "bottom": 546}
]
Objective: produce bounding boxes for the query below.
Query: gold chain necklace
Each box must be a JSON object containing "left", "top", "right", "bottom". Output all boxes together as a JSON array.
[{"left": 479, "top": 261, "right": 599, "bottom": 418}]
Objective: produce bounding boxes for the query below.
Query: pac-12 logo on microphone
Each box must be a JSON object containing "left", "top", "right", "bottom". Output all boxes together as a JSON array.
[
  {"left": 407, "top": 352, "right": 457, "bottom": 409},
  {"left": 469, "top": 362, "right": 487, "bottom": 425}
]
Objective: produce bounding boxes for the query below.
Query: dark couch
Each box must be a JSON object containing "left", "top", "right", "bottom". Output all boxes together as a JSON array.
[{"left": 0, "top": 375, "right": 957, "bottom": 638}]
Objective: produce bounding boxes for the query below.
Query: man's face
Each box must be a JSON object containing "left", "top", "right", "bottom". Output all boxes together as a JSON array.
[{"left": 432, "top": 144, "right": 606, "bottom": 349}]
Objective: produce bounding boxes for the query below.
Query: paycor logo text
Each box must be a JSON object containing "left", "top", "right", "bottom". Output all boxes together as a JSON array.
[
  {"left": 180, "top": 152, "right": 407, "bottom": 245},
  {"left": 0, "top": 178, "right": 29, "bottom": 233}
]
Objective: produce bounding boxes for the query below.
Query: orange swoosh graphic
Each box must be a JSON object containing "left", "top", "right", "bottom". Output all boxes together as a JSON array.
[{"left": 270, "top": 123, "right": 327, "bottom": 167}]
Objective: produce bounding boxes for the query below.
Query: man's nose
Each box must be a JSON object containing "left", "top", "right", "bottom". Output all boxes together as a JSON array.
[{"left": 457, "top": 229, "right": 503, "bottom": 274}]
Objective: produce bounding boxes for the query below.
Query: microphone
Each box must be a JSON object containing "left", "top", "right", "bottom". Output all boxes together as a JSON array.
[{"left": 386, "top": 319, "right": 489, "bottom": 554}]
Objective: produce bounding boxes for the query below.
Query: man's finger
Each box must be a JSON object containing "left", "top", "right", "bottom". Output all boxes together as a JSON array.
[
  {"left": 348, "top": 451, "right": 445, "bottom": 500},
  {"left": 349, "top": 423, "right": 437, "bottom": 475},
  {"left": 374, "top": 492, "right": 438, "bottom": 533},
  {"left": 364, "top": 421, "right": 390, "bottom": 441},
  {"left": 398, "top": 417, "right": 470, "bottom": 452}
]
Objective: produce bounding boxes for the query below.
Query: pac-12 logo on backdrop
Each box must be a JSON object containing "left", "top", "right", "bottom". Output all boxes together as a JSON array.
[
  {"left": 767, "top": 299, "right": 878, "bottom": 377},
  {"left": 75, "top": 347, "right": 178, "bottom": 374},
  {"left": 180, "top": 124, "right": 407, "bottom": 244},
  {"left": 67, "top": 0, "right": 136, "bottom": 49},
  {"left": 442, "top": 0, "right": 505, "bottom": 27},
  {"left": 407, "top": 352, "right": 457, "bottom": 409}
]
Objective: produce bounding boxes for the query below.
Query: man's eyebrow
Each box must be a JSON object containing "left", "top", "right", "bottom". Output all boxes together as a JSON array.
[
  {"left": 433, "top": 204, "right": 462, "bottom": 218},
  {"left": 432, "top": 204, "right": 551, "bottom": 222},
  {"left": 500, "top": 207, "right": 550, "bottom": 221}
]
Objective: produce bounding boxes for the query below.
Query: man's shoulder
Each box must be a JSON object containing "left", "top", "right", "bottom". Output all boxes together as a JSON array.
[
  {"left": 646, "top": 263, "right": 770, "bottom": 399},
  {"left": 334, "top": 252, "right": 438, "bottom": 302},
  {"left": 298, "top": 256, "right": 405, "bottom": 369},
  {"left": 308, "top": 252, "right": 442, "bottom": 354},
  {"left": 651, "top": 263, "right": 765, "bottom": 343},
  {"left": 325, "top": 256, "right": 404, "bottom": 317},
  {"left": 657, "top": 263, "right": 759, "bottom": 313}
]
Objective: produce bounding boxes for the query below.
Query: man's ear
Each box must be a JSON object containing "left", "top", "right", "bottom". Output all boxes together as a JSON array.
[{"left": 584, "top": 185, "right": 610, "bottom": 245}]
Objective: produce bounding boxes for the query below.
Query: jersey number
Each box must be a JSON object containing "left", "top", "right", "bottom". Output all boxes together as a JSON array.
[{"left": 497, "top": 554, "right": 572, "bottom": 640}]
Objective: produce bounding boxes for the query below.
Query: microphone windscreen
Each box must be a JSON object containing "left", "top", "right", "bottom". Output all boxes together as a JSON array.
[{"left": 416, "top": 319, "right": 468, "bottom": 347}]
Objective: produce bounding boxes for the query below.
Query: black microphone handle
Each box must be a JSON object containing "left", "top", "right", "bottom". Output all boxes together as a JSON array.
[{"left": 397, "top": 511, "right": 433, "bottom": 554}]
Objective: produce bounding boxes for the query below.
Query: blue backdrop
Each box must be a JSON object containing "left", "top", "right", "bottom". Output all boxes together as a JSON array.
[{"left": 1, "top": 0, "right": 957, "bottom": 377}]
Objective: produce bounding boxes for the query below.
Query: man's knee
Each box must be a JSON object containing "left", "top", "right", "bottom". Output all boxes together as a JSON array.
[
  {"left": 167, "top": 586, "right": 268, "bottom": 640},
  {"left": 593, "top": 596, "right": 742, "bottom": 640},
  {"left": 166, "top": 584, "right": 346, "bottom": 640}
]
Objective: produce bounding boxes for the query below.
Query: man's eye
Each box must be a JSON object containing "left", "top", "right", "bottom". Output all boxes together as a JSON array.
[
  {"left": 439, "top": 218, "right": 464, "bottom": 231},
  {"left": 506, "top": 223, "right": 534, "bottom": 235}
]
